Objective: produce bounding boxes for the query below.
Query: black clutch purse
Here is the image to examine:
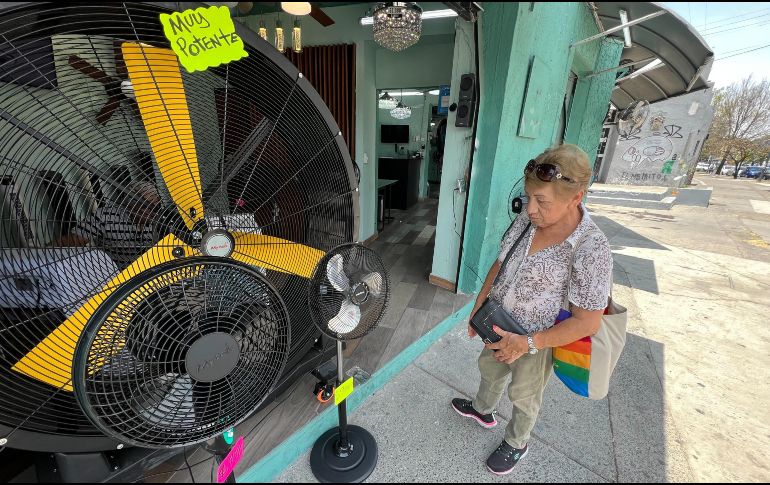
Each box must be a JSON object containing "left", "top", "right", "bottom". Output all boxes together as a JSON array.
[
  {"left": 470, "top": 297, "right": 528, "bottom": 344},
  {"left": 469, "top": 221, "right": 532, "bottom": 345}
]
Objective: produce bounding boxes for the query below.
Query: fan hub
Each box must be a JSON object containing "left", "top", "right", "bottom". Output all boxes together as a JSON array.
[
  {"left": 185, "top": 332, "right": 240, "bottom": 382},
  {"left": 201, "top": 229, "right": 235, "bottom": 257},
  {"left": 350, "top": 282, "right": 370, "bottom": 305}
]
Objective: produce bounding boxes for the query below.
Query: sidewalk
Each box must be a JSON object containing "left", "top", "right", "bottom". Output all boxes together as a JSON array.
[{"left": 267, "top": 185, "right": 770, "bottom": 483}]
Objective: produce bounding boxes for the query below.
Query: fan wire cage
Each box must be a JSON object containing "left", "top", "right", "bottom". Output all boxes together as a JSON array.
[
  {"left": 0, "top": 1, "right": 358, "bottom": 454},
  {"left": 308, "top": 244, "right": 389, "bottom": 342}
]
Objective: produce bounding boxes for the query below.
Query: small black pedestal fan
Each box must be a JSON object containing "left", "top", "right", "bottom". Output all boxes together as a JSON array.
[{"left": 307, "top": 243, "right": 390, "bottom": 483}]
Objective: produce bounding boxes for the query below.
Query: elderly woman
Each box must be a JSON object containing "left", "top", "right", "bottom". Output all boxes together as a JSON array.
[{"left": 451, "top": 144, "right": 613, "bottom": 475}]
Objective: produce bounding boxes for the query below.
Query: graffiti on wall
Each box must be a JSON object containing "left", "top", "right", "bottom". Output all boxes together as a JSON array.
[
  {"left": 663, "top": 124, "right": 683, "bottom": 138},
  {"left": 618, "top": 171, "right": 670, "bottom": 184},
  {"left": 621, "top": 135, "right": 675, "bottom": 168},
  {"left": 614, "top": 109, "right": 688, "bottom": 185},
  {"left": 618, "top": 121, "right": 642, "bottom": 141}
]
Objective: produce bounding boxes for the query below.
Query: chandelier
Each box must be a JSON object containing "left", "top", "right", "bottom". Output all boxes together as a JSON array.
[
  {"left": 390, "top": 100, "right": 411, "bottom": 120},
  {"left": 372, "top": 2, "right": 423, "bottom": 52},
  {"left": 378, "top": 91, "right": 398, "bottom": 109}
]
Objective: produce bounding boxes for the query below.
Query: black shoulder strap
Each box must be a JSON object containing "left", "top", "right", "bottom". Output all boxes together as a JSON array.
[{"left": 493, "top": 221, "right": 532, "bottom": 288}]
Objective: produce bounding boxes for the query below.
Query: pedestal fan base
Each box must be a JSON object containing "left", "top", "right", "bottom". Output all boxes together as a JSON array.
[{"left": 309, "top": 425, "right": 378, "bottom": 483}]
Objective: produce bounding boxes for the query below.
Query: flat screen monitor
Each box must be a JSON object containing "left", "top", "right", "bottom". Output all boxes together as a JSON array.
[{"left": 381, "top": 124, "right": 409, "bottom": 144}]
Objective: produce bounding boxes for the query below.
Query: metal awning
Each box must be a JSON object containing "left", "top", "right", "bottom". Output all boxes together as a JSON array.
[{"left": 595, "top": 2, "right": 714, "bottom": 109}]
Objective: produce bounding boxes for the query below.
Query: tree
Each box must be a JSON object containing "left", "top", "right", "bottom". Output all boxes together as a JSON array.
[
  {"left": 728, "top": 138, "right": 765, "bottom": 178},
  {"left": 707, "top": 76, "right": 770, "bottom": 176}
]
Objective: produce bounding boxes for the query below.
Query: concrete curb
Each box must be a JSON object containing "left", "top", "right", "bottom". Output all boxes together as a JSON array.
[{"left": 238, "top": 301, "right": 475, "bottom": 483}]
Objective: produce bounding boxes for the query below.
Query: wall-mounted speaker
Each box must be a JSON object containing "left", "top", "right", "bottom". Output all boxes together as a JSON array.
[{"left": 455, "top": 73, "right": 476, "bottom": 128}]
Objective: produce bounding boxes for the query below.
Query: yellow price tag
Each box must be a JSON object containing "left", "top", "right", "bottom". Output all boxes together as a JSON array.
[
  {"left": 334, "top": 377, "right": 354, "bottom": 406},
  {"left": 160, "top": 5, "right": 248, "bottom": 73}
]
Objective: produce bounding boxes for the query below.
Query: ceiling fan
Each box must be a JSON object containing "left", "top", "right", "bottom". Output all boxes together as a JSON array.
[
  {"left": 67, "top": 41, "right": 139, "bottom": 125},
  {"left": 232, "top": 2, "right": 335, "bottom": 27}
]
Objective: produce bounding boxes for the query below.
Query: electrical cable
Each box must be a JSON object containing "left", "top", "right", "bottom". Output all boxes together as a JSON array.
[
  {"left": 702, "top": 18, "right": 769, "bottom": 36},
  {"left": 183, "top": 446, "right": 196, "bottom": 483},
  {"left": 133, "top": 363, "right": 320, "bottom": 483},
  {"left": 451, "top": 186, "right": 500, "bottom": 287},
  {"left": 719, "top": 42, "right": 770, "bottom": 56},
  {"left": 696, "top": 8, "right": 770, "bottom": 32},
  {"left": 132, "top": 341, "right": 336, "bottom": 482},
  {"left": 716, "top": 43, "right": 770, "bottom": 60}
]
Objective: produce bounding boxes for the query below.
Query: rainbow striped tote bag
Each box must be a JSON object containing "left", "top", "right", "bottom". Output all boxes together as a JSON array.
[
  {"left": 552, "top": 298, "right": 627, "bottom": 400},
  {"left": 552, "top": 232, "right": 628, "bottom": 400}
]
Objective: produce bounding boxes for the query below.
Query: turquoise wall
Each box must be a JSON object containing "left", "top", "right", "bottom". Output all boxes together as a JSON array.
[
  {"left": 375, "top": 39, "right": 455, "bottom": 89},
  {"left": 455, "top": 3, "right": 623, "bottom": 294},
  {"left": 355, "top": 40, "right": 378, "bottom": 242},
  {"left": 430, "top": 19, "right": 476, "bottom": 285}
]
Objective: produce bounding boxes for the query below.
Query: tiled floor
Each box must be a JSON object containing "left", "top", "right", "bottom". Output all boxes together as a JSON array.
[
  {"left": 167, "top": 198, "right": 471, "bottom": 482},
  {"left": 345, "top": 198, "right": 472, "bottom": 374}
]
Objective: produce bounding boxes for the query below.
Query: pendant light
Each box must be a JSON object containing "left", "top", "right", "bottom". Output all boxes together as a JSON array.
[
  {"left": 293, "top": 18, "right": 302, "bottom": 53},
  {"left": 390, "top": 89, "right": 411, "bottom": 119},
  {"left": 275, "top": 17, "right": 285, "bottom": 53},
  {"left": 258, "top": 18, "right": 268, "bottom": 41},
  {"left": 378, "top": 91, "right": 398, "bottom": 110}
]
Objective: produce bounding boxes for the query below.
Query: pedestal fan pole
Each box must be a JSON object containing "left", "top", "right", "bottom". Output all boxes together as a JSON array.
[{"left": 336, "top": 340, "right": 350, "bottom": 450}]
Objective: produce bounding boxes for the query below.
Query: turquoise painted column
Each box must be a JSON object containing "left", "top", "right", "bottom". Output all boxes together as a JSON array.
[
  {"left": 457, "top": 3, "right": 620, "bottom": 294},
  {"left": 430, "top": 19, "right": 476, "bottom": 286},
  {"left": 355, "top": 40, "right": 378, "bottom": 242},
  {"left": 455, "top": 3, "right": 518, "bottom": 292},
  {"left": 564, "top": 37, "right": 624, "bottom": 158}
]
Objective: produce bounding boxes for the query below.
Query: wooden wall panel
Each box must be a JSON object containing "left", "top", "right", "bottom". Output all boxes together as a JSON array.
[{"left": 284, "top": 44, "right": 356, "bottom": 155}]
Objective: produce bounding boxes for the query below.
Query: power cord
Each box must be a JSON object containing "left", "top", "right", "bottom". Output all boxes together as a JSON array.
[
  {"left": 182, "top": 446, "right": 196, "bottom": 483},
  {"left": 147, "top": 343, "right": 336, "bottom": 483},
  {"left": 451, "top": 187, "right": 485, "bottom": 286}
]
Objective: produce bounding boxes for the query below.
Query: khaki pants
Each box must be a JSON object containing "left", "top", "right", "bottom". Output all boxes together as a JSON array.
[{"left": 472, "top": 347, "right": 553, "bottom": 449}]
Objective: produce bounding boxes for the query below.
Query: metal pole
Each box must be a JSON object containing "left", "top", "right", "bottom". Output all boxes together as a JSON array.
[
  {"left": 336, "top": 340, "right": 350, "bottom": 450},
  {"left": 571, "top": 10, "right": 667, "bottom": 47},
  {"left": 585, "top": 57, "right": 657, "bottom": 79}
]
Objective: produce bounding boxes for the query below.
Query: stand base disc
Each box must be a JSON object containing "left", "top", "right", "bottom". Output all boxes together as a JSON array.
[{"left": 309, "top": 425, "right": 378, "bottom": 483}]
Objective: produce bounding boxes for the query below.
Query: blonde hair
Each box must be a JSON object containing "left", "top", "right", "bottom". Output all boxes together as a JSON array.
[{"left": 525, "top": 144, "right": 592, "bottom": 200}]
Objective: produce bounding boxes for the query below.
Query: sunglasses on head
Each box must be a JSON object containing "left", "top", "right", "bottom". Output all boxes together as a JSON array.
[{"left": 524, "top": 159, "right": 575, "bottom": 183}]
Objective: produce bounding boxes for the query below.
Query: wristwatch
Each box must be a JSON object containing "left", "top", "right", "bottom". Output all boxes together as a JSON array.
[{"left": 526, "top": 334, "right": 538, "bottom": 355}]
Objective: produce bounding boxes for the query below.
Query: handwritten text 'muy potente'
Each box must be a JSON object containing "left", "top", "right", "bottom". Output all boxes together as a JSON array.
[{"left": 160, "top": 5, "right": 247, "bottom": 73}]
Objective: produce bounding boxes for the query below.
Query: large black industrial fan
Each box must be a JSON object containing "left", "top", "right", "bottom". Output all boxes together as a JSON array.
[
  {"left": 0, "top": 1, "right": 359, "bottom": 481},
  {"left": 307, "top": 243, "right": 389, "bottom": 483}
]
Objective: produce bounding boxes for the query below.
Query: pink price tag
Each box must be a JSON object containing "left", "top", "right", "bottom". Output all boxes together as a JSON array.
[{"left": 217, "top": 436, "right": 244, "bottom": 483}]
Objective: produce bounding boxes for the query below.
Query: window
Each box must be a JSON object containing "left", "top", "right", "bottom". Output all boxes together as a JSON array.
[{"left": 556, "top": 72, "right": 578, "bottom": 144}]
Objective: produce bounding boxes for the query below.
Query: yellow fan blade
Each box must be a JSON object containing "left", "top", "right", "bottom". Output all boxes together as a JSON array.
[
  {"left": 84, "top": 264, "right": 201, "bottom": 380},
  {"left": 122, "top": 42, "right": 203, "bottom": 229},
  {"left": 231, "top": 233, "right": 324, "bottom": 278},
  {"left": 11, "top": 235, "right": 198, "bottom": 391}
]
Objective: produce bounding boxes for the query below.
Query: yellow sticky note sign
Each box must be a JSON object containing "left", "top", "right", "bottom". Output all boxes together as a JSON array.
[
  {"left": 335, "top": 377, "right": 355, "bottom": 406},
  {"left": 160, "top": 6, "right": 248, "bottom": 73}
]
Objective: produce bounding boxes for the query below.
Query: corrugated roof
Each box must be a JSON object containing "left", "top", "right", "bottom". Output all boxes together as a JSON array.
[{"left": 595, "top": 2, "right": 714, "bottom": 109}]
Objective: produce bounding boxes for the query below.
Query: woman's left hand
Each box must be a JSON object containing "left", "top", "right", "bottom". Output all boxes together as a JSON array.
[{"left": 485, "top": 326, "right": 531, "bottom": 364}]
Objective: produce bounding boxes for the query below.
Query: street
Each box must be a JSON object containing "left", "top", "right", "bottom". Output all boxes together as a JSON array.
[{"left": 586, "top": 174, "right": 770, "bottom": 482}]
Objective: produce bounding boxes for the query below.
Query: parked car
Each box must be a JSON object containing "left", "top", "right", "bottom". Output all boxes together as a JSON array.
[
  {"left": 763, "top": 167, "right": 770, "bottom": 180},
  {"left": 721, "top": 166, "right": 736, "bottom": 176},
  {"left": 696, "top": 162, "right": 711, "bottom": 172},
  {"left": 744, "top": 166, "right": 764, "bottom": 179}
]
